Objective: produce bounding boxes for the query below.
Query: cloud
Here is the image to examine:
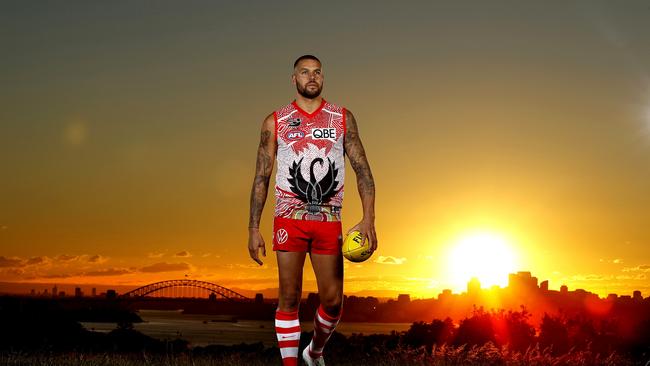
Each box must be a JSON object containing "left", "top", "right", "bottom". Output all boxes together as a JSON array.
[
  {"left": 85, "top": 268, "right": 132, "bottom": 276},
  {"left": 1, "top": 268, "right": 25, "bottom": 276},
  {"left": 57, "top": 254, "right": 79, "bottom": 262},
  {"left": 147, "top": 252, "right": 166, "bottom": 259},
  {"left": 86, "top": 255, "right": 108, "bottom": 264},
  {"left": 567, "top": 274, "right": 609, "bottom": 281},
  {"left": 41, "top": 273, "right": 75, "bottom": 279},
  {"left": 140, "top": 262, "right": 191, "bottom": 273},
  {"left": 599, "top": 258, "right": 623, "bottom": 264},
  {"left": 25, "top": 256, "right": 51, "bottom": 266},
  {"left": 374, "top": 256, "right": 407, "bottom": 265},
  {"left": 0, "top": 256, "right": 25, "bottom": 268},
  {"left": 225, "top": 263, "right": 271, "bottom": 270},
  {"left": 622, "top": 265, "right": 650, "bottom": 272},
  {"left": 615, "top": 274, "right": 647, "bottom": 280},
  {"left": 174, "top": 251, "right": 192, "bottom": 258}
]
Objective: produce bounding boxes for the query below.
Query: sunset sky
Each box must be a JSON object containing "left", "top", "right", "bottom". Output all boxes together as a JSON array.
[{"left": 1, "top": 1, "right": 649, "bottom": 298}]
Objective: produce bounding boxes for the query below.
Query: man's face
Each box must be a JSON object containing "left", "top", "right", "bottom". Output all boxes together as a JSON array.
[{"left": 292, "top": 59, "right": 323, "bottom": 99}]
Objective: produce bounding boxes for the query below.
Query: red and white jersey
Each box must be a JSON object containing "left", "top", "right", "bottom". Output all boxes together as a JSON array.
[{"left": 273, "top": 99, "right": 346, "bottom": 222}]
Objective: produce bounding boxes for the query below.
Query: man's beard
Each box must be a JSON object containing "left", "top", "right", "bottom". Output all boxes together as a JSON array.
[{"left": 297, "top": 83, "right": 322, "bottom": 99}]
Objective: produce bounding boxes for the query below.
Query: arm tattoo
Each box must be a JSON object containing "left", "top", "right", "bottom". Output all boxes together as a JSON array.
[
  {"left": 344, "top": 110, "right": 375, "bottom": 217},
  {"left": 249, "top": 127, "right": 274, "bottom": 228}
]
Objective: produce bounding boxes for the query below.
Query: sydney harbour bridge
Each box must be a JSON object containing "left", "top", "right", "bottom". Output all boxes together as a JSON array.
[{"left": 120, "top": 279, "right": 252, "bottom": 301}]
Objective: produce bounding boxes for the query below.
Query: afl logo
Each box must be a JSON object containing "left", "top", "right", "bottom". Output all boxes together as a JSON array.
[
  {"left": 276, "top": 229, "right": 289, "bottom": 244},
  {"left": 285, "top": 131, "right": 304, "bottom": 141}
]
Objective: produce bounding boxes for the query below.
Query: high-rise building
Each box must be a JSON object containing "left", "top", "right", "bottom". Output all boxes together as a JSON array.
[
  {"left": 75, "top": 287, "right": 83, "bottom": 298},
  {"left": 397, "top": 294, "right": 411, "bottom": 303},
  {"left": 467, "top": 277, "right": 481, "bottom": 295},
  {"left": 438, "top": 289, "right": 452, "bottom": 301},
  {"left": 540, "top": 280, "right": 549, "bottom": 291},
  {"left": 92, "top": 288, "right": 97, "bottom": 297},
  {"left": 508, "top": 271, "right": 539, "bottom": 291}
]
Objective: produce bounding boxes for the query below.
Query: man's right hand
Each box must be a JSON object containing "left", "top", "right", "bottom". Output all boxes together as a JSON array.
[{"left": 248, "top": 228, "right": 266, "bottom": 266}]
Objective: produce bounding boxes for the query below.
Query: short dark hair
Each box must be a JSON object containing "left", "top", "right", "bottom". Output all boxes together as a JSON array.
[{"left": 293, "top": 55, "right": 321, "bottom": 68}]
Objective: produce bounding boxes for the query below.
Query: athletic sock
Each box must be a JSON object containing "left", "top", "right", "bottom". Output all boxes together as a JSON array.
[
  {"left": 275, "top": 309, "right": 301, "bottom": 366},
  {"left": 307, "top": 304, "right": 342, "bottom": 359}
]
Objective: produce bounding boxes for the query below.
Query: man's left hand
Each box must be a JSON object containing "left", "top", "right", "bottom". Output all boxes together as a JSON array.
[{"left": 347, "top": 218, "right": 377, "bottom": 252}]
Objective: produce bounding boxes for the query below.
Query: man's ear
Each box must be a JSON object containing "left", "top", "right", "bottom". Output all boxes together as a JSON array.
[{"left": 291, "top": 74, "right": 296, "bottom": 85}]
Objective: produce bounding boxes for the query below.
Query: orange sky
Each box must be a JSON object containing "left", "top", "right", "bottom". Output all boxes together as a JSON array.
[{"left": 1, "top": 1, "right": 650, "bottom": 298}]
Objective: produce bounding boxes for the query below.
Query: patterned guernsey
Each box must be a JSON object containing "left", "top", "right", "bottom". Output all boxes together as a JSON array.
[{"left": 273, "top": 99, "right": 346, "bottom": 222}]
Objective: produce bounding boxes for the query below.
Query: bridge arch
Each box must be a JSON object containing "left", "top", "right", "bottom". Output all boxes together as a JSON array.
[{"left": 121, "top": 279, "right": 250, "bottom": 301}]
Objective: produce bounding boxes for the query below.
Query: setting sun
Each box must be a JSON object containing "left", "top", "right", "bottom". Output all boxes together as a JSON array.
[{"left": 445, "top": 232, "right": 518, "bottom": 292}]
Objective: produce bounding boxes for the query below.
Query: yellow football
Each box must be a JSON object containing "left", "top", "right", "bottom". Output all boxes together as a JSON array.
[{"left": 342, "top": 230, "right": 373, "bottom": 262}]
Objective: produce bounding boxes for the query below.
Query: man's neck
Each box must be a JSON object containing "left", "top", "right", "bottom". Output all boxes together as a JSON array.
[{"left": 294, "top": 95, "right": 323, "bottom": 114}]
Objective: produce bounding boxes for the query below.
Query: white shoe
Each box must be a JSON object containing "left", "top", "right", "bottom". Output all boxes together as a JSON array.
[{"left": 302, "top": 346, "right": 325, "bottom": 366}]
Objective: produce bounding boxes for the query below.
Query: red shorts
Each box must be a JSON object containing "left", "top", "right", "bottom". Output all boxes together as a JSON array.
[{"left": 272, "top": 216, "right": 343, "bottom": 255}]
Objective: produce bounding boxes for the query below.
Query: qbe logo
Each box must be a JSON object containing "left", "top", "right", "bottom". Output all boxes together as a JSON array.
[
  {"left": 276, "top": 229, "right": 288, "bottom": 244},
  {"left": 285, "top": 131, "right": 304, "bottom": 141},
  {"left": 311, "top": 128, "right": 336, "bottom": 140}
]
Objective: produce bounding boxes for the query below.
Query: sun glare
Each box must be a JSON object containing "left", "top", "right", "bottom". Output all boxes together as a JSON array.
[{"left": 445, "top": 232, "right": 517, "bottom": 292}]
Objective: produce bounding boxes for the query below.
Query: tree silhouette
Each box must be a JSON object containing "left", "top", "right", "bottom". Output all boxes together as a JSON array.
[
  {"left": 454, "top": 306, "right": 496, "bottom": 347},
  {"left": 539, "top": 313, "right": 569, "bottom": 355}
]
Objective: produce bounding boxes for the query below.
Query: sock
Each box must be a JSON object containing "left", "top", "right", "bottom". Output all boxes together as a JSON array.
[
  {"left": 307, "top": 304, "right": 342, "bottom": 359},
  {"left": 275, "top": 309, "right": 301, "bottom": 366}
]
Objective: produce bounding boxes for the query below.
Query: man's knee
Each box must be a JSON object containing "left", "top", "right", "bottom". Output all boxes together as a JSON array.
[
  {"left": 320, "top": 296, "right": 343, "bottom": 316},
  {"left": 278, "top": 289, "right": 301, "bottom": 311}
]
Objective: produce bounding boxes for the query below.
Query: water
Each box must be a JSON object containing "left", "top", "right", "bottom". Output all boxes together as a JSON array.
[{"left": 82, "top": 309, "right": 412, "bottom": 347}]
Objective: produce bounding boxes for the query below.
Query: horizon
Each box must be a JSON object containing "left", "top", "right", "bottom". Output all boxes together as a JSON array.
[{"left": 1, "top": 269, "right": 646, "bottom": 301}]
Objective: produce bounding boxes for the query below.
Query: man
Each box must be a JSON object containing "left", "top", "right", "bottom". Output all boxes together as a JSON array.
[{"left": 248, "top": 55, "right": 377, "bottom": 366}]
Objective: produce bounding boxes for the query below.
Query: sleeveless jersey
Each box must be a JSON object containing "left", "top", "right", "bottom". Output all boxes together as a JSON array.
[{"left": 273, "top": 99, "right": 346, "bottom": 222}]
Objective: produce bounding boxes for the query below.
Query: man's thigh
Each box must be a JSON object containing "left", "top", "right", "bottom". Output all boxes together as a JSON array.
[
  {"left": 310, "top": 252, "right": 343, "bottom": 302},
  {"left": 277, "top": 251, "right": 307, "bottom": 294}
]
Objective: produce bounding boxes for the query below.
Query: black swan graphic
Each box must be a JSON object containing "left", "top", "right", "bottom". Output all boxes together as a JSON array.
[{"left": 288, "top": 157, "right": 339, "bottom": 205}]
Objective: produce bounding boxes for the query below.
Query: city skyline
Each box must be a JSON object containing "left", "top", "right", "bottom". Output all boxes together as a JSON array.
[{"left": 5, "top": 270, "right": 647, "bottom": 302}]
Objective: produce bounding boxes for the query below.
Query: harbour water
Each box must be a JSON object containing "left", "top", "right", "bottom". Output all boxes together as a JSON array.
[{"left": 82, "top": 309, "right": 413, "bottom": 347}]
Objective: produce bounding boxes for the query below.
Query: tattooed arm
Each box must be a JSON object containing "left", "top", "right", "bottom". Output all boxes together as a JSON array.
[
  {"left": 344, "top": 109, "right": 377, "bottom": 251},
  {"left": 248, "top": 113, "right": 277, "bottom": 265}
]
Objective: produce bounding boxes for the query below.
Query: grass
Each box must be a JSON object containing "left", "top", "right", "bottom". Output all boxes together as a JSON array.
[{"left": 0, "top": 343, "right": 638, "bottom": 366}]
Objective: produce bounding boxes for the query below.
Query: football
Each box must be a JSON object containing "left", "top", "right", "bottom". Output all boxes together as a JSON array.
[{"left": 342, "top": 230, "right": 373, "bottom": 262}]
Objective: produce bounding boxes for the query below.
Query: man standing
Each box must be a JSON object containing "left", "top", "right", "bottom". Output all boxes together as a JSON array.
[{"left": 248, "top": 55, "right": 377, "bottom": 366}]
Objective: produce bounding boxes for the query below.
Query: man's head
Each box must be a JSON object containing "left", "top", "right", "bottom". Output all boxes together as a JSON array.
[{"left": 292, "top": 55, "right": 323, "bottom": 99}]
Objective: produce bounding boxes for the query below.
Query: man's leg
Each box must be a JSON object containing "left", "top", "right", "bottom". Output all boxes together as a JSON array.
[
  {"left": 306, "top": 251, "right": 344, "bottom": 359},
  {"left": 275, "top": 251, "right": 307, "bottom": 366}
]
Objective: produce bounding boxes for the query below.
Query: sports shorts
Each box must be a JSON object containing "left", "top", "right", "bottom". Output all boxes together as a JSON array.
[{"left": 272, "top": 216, "right": 343, "bottom": 255}]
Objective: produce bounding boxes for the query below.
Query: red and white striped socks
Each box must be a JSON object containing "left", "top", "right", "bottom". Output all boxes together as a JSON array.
[
  {"left": 275, "top": 309, "right": 301, "bottom": 366},
  {"left": 306, "top": 304, "right": 342, "bottom": 359}
]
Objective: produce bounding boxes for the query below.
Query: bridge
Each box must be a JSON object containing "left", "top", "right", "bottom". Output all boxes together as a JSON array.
[{"left": 121, "top": 279, "right": 251, "bottom": 301}]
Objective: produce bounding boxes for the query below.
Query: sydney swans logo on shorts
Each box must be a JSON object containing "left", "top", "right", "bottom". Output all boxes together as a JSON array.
[{"left": 276, "top": 229, "right": 289, "bottom": 244}]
